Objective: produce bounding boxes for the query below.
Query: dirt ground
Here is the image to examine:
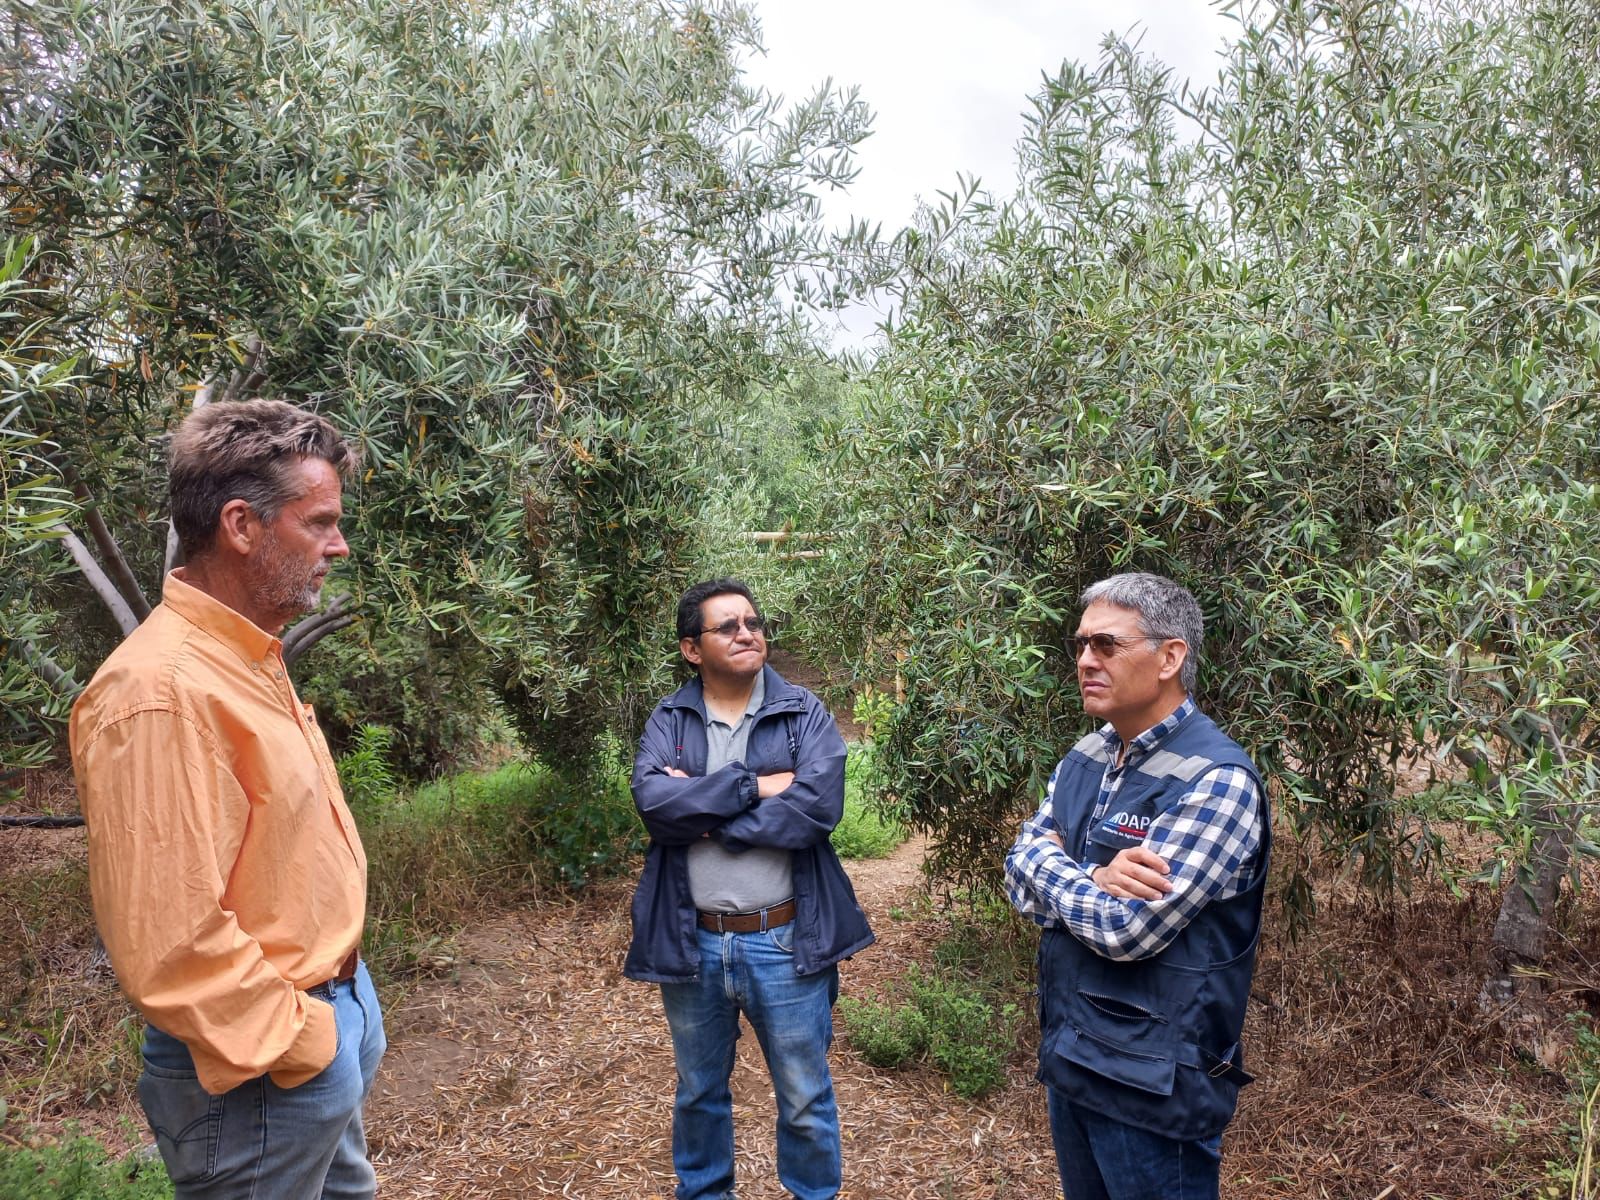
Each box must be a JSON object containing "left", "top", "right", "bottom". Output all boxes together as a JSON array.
[
  {"left": 361, "top": 834, "right": 1065, "bottom": 1199},
  {"left": 352, "top": 833, "right": 1598, "bottom": 1200},
  {"left": 5, "top": 768, "right": 1597, "bottom": 1198}
]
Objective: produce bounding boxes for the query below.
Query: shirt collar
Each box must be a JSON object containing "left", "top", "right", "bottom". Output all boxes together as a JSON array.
[
  {"left": 1099, "top": 696, "right": 1196, "bottom": 761},
  {"left": 162, "top": 569, "right": 281, "bottom": 666}
]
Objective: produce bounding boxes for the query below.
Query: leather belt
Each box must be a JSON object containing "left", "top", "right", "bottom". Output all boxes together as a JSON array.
[
  {"left": 697, "top": 899, "right": 796, "bottom": 933},
  {"left": 332, "top": 946, "right": 359, "bottom": 983},
  {"left": 306, "top": 947, "right": 360, "bottom": 1001}
]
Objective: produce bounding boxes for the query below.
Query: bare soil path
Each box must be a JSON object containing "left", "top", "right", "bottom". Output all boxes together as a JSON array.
[{"left": 364, "top": 834, "right": 1062, "bottom": 1198}]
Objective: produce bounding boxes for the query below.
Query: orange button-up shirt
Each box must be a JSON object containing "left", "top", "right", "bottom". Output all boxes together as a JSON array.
[{"left": 70, "top": 570, "right": 367, "bottom": 1095}]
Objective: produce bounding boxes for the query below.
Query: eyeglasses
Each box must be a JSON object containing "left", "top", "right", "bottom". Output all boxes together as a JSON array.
[
  {"left": 698, "top": 615, "right": 768, "bottom": 638},
  {"left": 1071, "top": 632, "right": 1162, "bottom": 658}
]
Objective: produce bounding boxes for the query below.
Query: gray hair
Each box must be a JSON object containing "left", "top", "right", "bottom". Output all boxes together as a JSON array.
[
  {"left": 169, "top": 399, "right": 356, "bottom": 558},
  {"left": 1080, "top": 572, "right": 1202, "bottom": 692}
]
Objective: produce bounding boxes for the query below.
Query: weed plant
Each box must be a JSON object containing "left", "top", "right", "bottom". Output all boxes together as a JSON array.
[
  {"left": 0, "top": 1124, "right": 170, "bottom": 1199},
  {"left": 840, "top": 899, "right": 1036, "bottom": 1099},
  {"left": 839, "top": 964, "right": 1017, "bottom": 1099},
  {"left": 1548, "top": 1015, "right": 1600, "bottom": 1199}
]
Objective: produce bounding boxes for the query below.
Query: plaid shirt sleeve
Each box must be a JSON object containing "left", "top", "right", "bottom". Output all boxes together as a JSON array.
[{"left": 1004, "top": 763, "right": 1262, "bottom": 962}]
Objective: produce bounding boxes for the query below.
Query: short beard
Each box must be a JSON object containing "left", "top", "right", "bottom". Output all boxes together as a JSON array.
[{"left": 255, "top": 527, "right": 326, "bottom": 622}]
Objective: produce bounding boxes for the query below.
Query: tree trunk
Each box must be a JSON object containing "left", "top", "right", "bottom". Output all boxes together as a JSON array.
[
  {"left": 59, "top": 530, "right": 140, "bottom": 636},
  {"left": 1478, "top": 719, "right": 1582, "bottom": 1015},
  {"left": 1479, "top": 816, "right": 1572, "bottom": 1011}
]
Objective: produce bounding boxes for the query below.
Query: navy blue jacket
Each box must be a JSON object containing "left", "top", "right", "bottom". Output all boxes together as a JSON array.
[
  {"left": 1038, "top": 709, "right": 1269, "bottom": 1141},
  {"left": 623, "top": 665, "right": 875, "bottom": 983}
]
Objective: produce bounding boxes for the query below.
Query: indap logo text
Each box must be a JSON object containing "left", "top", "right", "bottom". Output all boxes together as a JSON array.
[{"left": 1106, "top": 811, "right": 1152, "bottom": 839}]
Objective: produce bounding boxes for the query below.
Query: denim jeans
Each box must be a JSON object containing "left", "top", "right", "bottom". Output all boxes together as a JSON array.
[
  {"left": 659, "top": 923, "right": 841, "bottom": 1200},
  {"left": 1047, "top": 1087, "right": 1223, "bottom": 1200},
  {"left": 137, "top": 961, "right": 386, "bottom": 1200}
]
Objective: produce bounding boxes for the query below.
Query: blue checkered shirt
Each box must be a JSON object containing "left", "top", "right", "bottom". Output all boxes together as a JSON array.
[{"left": 1004, "top": 699, "right": 1262, "bottom": 962}]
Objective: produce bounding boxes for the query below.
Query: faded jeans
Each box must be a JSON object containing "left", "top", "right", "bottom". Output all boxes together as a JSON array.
[
  {"left": 137, "top": 961, "right": 386, "bottom": 1199},
  {"left": 659, "top": 923, "right": 841, "bottom": 1200}
]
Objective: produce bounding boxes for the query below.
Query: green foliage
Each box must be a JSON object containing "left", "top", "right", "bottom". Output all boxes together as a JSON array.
[
  {"left": 0, "top": 0, "right": 873, "bottom": 772},
  {"left": 0, "top": 240, "right": 78, "bottom": 785},
  {"left": 0, "top": 1129, "right": 171, "bottom": 1200},
  {"left": 811, "top": 0, "right": 1600, "bottom": 922},
  {"left": 840, "top": 963, "right": 1017, "bottom": 1099},
  {"left": 1548, "top": 1015, "right": 1600, "bottom": 1198},
  {"left": 335, "top": 724, "right": 399, "bottom": 810},
  {"left": 830, "top": 741, "right": 908, "bottom": 859},
  {"left": 837, "top": 991, "right": 930, "bottom": 1069},
  {"left": 300, "top": 624, "right": 509, "bottom": 779},
  {"left": 360, "top": 748, "right": 642, "bottom": 978}
]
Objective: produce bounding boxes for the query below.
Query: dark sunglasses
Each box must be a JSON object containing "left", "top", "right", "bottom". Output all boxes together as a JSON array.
[
  {"left": 698, "top": 615, "right": 768, "bottom": 638},
  {"left": 1071, "top": 632, "right": 1161, "bottom": 657}
]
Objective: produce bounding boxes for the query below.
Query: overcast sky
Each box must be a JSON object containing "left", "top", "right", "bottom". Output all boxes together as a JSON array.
[{"left": 738, "top": 1, "right": 1238, "bottom": 346}]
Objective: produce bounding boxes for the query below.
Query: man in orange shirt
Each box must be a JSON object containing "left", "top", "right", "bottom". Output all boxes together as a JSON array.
[{"left": 71, "top": 399, "right": 383, "bottom": 1199}]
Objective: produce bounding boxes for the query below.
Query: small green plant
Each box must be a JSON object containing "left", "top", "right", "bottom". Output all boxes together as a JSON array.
[
  {"left": 838, "top": 994, "right": 930, "bottom": 1069},
  {"left": 335, "top": 724, "right": 399, "bottom": 809},
  {"left": 910, "top": 968, "right": 1017, "bottom": 1099},
  {"left": 0, "top": 1124, "right": 172, "bottom": 1199},
  {"left": 1547, "top": 1015, "right": 1600, "bottom": 1199},
  {"left": 840, "top": 964, "right": 1017, "bottom": 1099}
]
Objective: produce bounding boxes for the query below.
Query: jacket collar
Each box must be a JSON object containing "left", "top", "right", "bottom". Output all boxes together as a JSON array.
[{"left": 660, "top": 663, "right": 805, "bottom": 720}]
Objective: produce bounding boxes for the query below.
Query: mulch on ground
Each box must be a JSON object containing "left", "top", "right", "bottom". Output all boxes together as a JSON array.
[
  {"left": 5, "top": 807, "right": 1596, "bottom": 1198},
  {"left": 365, "top": 837, "right": 1060, "bottom": 1199},
  {"left": 362, "top": 829, "right": 1596, "bottom": 1199}
]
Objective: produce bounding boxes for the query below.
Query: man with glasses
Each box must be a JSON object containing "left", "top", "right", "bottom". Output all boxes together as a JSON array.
[
  {"left": 1005, "top": 572, "right": 1268, "bottom": 1200},
  {"left": 625, "top": 578, "right": 874, "bottom": 1200}
]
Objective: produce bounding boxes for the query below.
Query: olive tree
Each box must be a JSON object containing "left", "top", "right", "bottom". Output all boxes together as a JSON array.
[
  {"left": 0, "top": 0, "right": 870, "bottom": 771},
  {"left": 810, "top": 0, "right": 1598, "bottom": 1005},
  {"left": 0, "top": 239, "right": 77, "bottom": 789}
]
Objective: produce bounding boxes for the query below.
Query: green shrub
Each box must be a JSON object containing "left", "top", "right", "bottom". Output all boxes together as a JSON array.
[
  {"left": 0, "top": 1126, "right": 171, "bottom": 1200},
  {"left": 841, "top": 965, "right": 1017, "bottom": 1099},
  {"left": 837, "top": 995, "right": 930, "bottom": 1069},
  {"left": 908, "top": 969, "right": 1017, "bottom": 1099},
  {"left": 335, "top": 724, "right": 399, "bottom": 810}
]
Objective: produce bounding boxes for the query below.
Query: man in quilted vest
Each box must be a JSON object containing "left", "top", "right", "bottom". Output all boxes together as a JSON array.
[{"left": 1005, "top": 572, "right": 1269, "bottom": 1200}]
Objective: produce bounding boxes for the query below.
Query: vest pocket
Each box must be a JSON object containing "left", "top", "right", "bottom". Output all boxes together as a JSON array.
[{"left": 1042, "top": 1021, "right": 1177, "bottom": 1097}]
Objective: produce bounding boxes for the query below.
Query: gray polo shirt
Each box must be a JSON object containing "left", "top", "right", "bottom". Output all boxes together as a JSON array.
[{"left": 686, "top": 673, "right": 794, "bottom": 913}]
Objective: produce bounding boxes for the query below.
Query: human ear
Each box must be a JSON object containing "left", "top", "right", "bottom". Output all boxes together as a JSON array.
[
  {"left": 1159, "top": 639, "right": 1188, "bottom": 684},
  {"left": 214, "top": 498, "right": 259, "bottom": 556},
  {"left": 680, "top": 636, "right": 702, "bottom": 667}
]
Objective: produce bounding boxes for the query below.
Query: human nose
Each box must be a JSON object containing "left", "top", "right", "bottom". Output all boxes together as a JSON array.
[{"left": 326, "top": 525, "right": 350, "bottom": 559}]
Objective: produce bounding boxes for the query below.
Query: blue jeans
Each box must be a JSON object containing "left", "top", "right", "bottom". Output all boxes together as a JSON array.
[
  {"left": 1047, "top": 1087, "right": 1222, "bottom": 1200},
  {"left": 137, "top": 962, "right": 386, "bottom": 1199},
  {"left": 659, "top": 923, "right": 841, "bottom": 1200}
]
